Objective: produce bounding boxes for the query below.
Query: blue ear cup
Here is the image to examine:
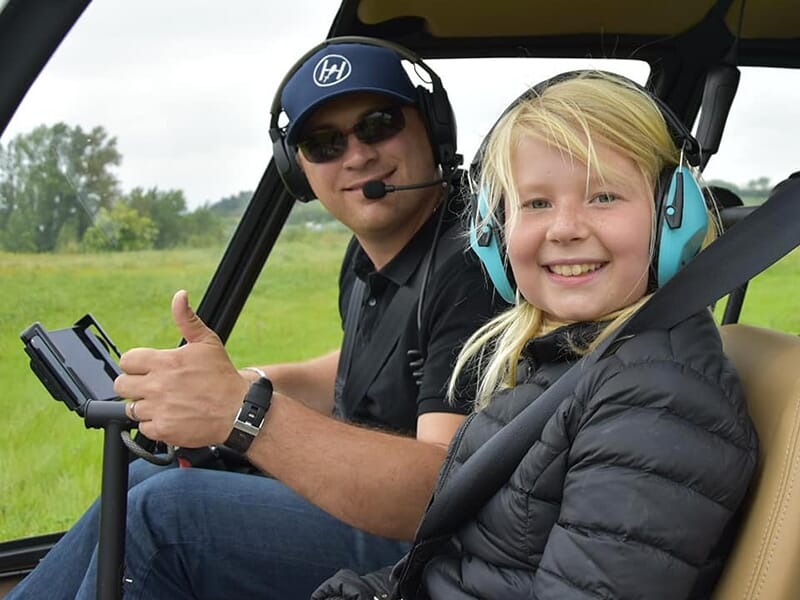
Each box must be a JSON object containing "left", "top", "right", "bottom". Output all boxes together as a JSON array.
[
  {"left": 469, "top": 187, "right": 516, "bottom": 303},
  {"left": 656, "top": 165, "right": 709, "bottom": 286}
]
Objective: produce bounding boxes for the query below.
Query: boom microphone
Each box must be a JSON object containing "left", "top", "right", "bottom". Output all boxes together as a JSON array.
[{"left": 362, "top": 179, "right": 443, "bottom": 200}]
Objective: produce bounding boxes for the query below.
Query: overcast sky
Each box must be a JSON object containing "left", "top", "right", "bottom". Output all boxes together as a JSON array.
[{"left": 2, "top": 0, "right": 797, "bottom": 209}]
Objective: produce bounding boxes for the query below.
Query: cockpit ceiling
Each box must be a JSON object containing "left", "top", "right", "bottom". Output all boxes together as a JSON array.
[{"left": 355, "top": 0, "right": 798, "bottom": 41}]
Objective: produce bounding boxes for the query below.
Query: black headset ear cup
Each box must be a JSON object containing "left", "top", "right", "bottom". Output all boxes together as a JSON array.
[
  {"left": 416, "top": 85, "right": 458, "bottom": 172},
  {"left": 270, "top": 128, "right": 316, "bottom": 202}
]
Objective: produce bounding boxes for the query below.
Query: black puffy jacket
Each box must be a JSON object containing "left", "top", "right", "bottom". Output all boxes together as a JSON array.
[{"left": 422, "top": 310, "right": 758, "bottom": 599}]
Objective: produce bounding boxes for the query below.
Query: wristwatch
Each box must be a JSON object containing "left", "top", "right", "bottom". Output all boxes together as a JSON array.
[{"left": 225, "top": 376, "right": 273, "bottom": 454}]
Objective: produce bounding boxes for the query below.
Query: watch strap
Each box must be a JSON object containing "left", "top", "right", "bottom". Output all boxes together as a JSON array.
[{"left": 225, "top": 376, "right": 273, "bottom": 454}]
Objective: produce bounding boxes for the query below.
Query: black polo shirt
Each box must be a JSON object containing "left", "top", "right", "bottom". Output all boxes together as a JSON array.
[{"left": 336, "top": 198, "right": 505, "bottom": 435}]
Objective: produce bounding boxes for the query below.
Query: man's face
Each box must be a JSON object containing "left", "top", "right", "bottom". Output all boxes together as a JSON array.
[{"left": 296, "top": 92, "right": 441, "bottom": 251}]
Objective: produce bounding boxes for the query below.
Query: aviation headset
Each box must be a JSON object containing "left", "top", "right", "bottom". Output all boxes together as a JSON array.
[
  {"left": 468, "top": 70, "right": 708, "bottom": 303},
  {"left": 269, "top": 36, "right": 459, "bottom": 202}
]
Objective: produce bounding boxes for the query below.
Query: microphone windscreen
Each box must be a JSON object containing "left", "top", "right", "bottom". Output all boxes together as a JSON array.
[{"left": 362, "top": 181, "right": 387, "bottom": 199}]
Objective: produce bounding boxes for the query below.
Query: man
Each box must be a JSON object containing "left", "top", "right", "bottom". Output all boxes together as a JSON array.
[{"left": 8, "top": 39, "right": 502, "bottom": 600}]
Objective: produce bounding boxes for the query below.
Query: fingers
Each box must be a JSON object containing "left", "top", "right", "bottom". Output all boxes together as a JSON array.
[
  {"left": 125, "top": 399, "right": 152, "bottom": 425},
  {"left": 127, "top": 400, "right": 142, "bottom": 422},
  {"left": 118, "top": 347, "right": 162, "bottom": 376},
  {"left": 116, "top": 347, "right": 179, "bottom": 399},
  {"left": 172, "top": 289, "right": 219, "bottom": 345},
  {"left": 125, "top": 401, "right": 158, "bottom": 442}
]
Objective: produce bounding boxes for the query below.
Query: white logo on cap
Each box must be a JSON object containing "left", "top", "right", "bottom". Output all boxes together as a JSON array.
[{"left": 313, "top": 54, "right": 352, "bottom": 87}]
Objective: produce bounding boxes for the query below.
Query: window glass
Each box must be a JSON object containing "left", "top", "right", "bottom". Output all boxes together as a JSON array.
[
  {"left": 0, "top": 0, "right": 335, "bottom": 542},
  {"left": 703, "top": 67, "right": 799, "bottom": 193},
  {"left": 703, "top": 67, "right": 799, "bottom": 333},
  {"left": 0, "top": 0, "right": 652, "bottom": 545},
  {"left": 434, "top": 57, "right": 649, "bottom": 166}
]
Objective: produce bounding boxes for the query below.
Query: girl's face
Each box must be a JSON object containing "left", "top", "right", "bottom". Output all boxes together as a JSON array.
[{"left": 505, "top": 135, "right": 653, "bottom": 322}]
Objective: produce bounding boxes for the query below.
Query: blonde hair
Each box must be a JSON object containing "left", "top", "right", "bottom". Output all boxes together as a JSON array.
[{"left": 450, "top": 71, "right": 715, "bottom": 409}]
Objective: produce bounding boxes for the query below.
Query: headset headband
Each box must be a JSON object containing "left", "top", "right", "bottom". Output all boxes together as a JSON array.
[{"left": 470, "top": 70, "right": 701, "bottom": 177}]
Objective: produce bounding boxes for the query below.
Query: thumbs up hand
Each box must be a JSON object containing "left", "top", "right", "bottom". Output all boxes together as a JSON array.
[
  {"left": 114, "top": 290, "right": 250, "bottom": 448},
  {"left": 171, "top": 289, "right": 219, "bottom": 347}
]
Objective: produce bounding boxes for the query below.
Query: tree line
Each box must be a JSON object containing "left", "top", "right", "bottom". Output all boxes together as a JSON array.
[
  {"left": 1, "top": 122, "right": 771, "bottom": 254},
  {"left": 0, "top": 123, "right": 239, "bottom": 253}
]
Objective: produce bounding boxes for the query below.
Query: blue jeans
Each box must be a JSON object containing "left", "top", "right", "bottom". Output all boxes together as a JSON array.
[{"left": 9, "top": 460, "right": 409, "bottom": 599}]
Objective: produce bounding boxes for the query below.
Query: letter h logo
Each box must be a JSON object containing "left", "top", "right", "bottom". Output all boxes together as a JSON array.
[{"left": 313, "top": 54, "right": 352, "bottom": 87}]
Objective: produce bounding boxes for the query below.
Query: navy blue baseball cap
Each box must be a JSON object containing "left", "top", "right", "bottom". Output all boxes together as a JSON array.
[{"left": 282, "top": 42, "right": 418, "bottom": 145}]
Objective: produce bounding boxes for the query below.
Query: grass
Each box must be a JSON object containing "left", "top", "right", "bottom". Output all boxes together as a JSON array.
[
  {"left": 0, "top": 228, "right": 348, "bottom": 541},
  {"left": 0, "top": 236, "right": 797, "bottom": 542},
  {"left": 714, "top": 248, "right": 800, "bottom": 331}
]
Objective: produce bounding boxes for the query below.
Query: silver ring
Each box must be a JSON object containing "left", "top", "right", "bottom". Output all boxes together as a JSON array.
[{"left": 129, "top": 400, "right": 140, "bottom": 422}]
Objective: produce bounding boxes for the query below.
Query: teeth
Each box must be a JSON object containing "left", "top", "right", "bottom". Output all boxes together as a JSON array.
[{"left": 550, "top": 263, "right": 602, "bottom": 277}]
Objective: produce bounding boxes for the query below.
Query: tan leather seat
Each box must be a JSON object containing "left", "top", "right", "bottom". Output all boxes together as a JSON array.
[{"left": 713, "top": 324, "right": 800, "bottom": 599}]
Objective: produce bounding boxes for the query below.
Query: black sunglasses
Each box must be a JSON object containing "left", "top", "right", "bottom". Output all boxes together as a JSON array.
[{"left": 297, "top": 106, "right": 406, "bottom": 163}]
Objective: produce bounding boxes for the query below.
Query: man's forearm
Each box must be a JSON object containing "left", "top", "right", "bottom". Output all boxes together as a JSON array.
[
  {"left": 244, "top": 350, "right": 339, "bottom": 414},
  {"left": 246, "top": 392, "right": 447, "bottom": 540}
]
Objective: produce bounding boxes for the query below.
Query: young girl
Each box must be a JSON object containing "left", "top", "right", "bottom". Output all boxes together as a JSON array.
[{"left": 313, "top": 72, "right": 758, "bottom": 599}]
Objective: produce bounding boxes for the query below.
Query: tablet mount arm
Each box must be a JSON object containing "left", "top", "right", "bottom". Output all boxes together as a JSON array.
[{"left": 21, "top": 314, "right": 175, "bottom": 600}]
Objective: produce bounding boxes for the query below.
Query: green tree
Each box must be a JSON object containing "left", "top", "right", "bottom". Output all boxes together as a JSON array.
[
  {"left": 209, "top": 190, "right": 251, "bottom": 218},
  {"left": 125, "top": 187, "right": 187, "bottom": 248},
  {"left": 182, "top": 205, "right": 227, "bottom": 247},
  {"left": 81, "top": 203, "right": 157, "bottom": 252},
  {"left": 0, "top": 123, "right": 121, "bottom": 252}
]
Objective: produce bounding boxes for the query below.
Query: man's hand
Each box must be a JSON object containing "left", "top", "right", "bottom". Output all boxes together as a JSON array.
[{"left": 114, "top": 289, "right": 250, "bottom": 448}]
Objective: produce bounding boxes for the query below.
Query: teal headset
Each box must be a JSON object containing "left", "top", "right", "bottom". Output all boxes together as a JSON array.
[{"left": 469, "top": 71, "right": 708, "bottom": 304}]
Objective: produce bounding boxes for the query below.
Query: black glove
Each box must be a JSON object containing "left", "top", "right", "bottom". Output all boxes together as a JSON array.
[{"left": 310, "top": 566, "right": 396, "bottom": 600}]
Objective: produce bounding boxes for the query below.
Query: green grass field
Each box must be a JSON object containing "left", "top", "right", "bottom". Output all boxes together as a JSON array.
[
  {"left": 0, "top": 237, "right": 797, "bottom": 542},
  {"left": 0, "top": 228, "right": 348, "bottom": 540}
]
